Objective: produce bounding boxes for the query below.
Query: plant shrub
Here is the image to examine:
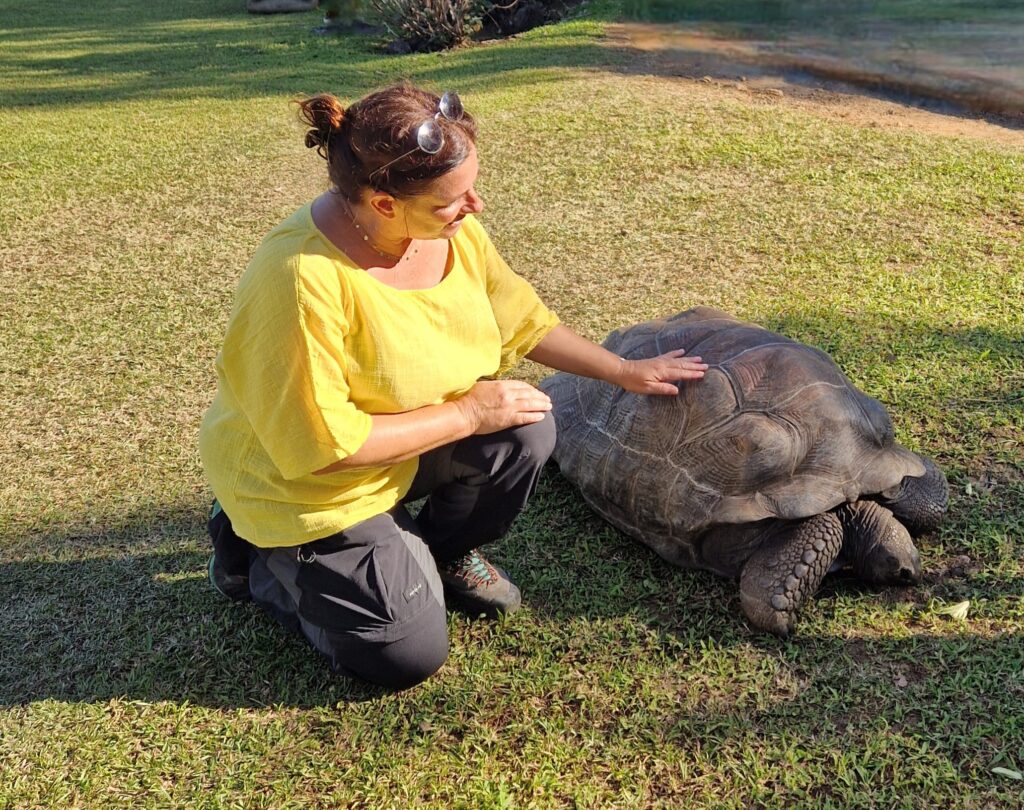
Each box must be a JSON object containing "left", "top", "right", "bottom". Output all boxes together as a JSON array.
[{"left": 371, "top": 0, "right": 487, "bottom": 51}]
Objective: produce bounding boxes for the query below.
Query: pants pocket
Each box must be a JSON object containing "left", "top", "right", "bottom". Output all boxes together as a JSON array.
[{"left": 295, "top": 540, "right": 395, "bottom": 635}]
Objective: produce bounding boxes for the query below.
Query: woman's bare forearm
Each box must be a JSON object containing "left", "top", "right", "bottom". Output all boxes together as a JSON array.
[
  {"left": 526, "top": 324, "right": 623, "bottom": 383},
  {"left": 315, "top": 401, "right": 473, "bottom": 473},
  {"left": 527, "top": 323, "right": 707, "bottom": 395},
  {"left": 315, "top": 376, "right": 553, "bottom": 474}
]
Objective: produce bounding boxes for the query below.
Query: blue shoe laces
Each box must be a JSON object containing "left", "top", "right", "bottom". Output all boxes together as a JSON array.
[{"left": 449, "top": 550, "right": 496, "bottom": 588}]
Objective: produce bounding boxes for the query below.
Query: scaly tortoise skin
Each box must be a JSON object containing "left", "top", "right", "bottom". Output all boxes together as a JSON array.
[{"left": 539, "top": 307, "right": 949, "bottom": 635}]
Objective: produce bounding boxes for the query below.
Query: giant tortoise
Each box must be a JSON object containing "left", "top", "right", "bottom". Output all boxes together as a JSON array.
[{"left": 539, "top": 307, "right": 949, "bottom": 635}]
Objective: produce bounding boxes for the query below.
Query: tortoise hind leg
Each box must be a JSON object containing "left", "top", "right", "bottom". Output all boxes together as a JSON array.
[{"left": 739, "top": 513, "right": 843, "bottom": 636}]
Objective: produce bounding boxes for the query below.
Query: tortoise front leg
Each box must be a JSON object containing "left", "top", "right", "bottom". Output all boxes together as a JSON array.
[{"left": 739, "top": 513, "right": 843, "bottom": 636}]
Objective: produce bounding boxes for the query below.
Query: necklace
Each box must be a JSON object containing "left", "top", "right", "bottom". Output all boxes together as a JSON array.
[{"left": 340, "top": 197, "right": 418, "bottom": 263}]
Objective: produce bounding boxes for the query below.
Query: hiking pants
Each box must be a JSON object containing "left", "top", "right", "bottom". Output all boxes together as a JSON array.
[{"left": 209, "top": 414, "right": 555, "bottom": 690}]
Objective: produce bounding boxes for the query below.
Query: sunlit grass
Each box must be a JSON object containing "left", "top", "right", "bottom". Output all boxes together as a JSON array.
[{"left": 1, "top": 0, "right": 1022, "bottom": 806}]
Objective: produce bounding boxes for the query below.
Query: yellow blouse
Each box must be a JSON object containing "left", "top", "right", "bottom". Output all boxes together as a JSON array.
[{"left": 198, "top": 205, "right": 559, "bottom": 547}]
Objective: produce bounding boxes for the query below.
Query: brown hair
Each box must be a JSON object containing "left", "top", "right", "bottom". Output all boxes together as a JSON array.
[{"left": 296, "top": 83, "right": 477, "bottom": 202}]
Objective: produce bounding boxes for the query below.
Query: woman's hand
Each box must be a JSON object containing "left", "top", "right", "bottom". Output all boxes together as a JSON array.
[
  {"left": 454, "top": 380, "right": 552, "bottom": 435},
  {"left": 615, "top": 349, "right": 708, "bottom": 395},
  {"left": 527, "top": 324, "right": 707, "bottom": 398}
]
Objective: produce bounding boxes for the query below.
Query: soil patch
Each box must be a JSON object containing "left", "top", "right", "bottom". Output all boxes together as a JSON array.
[{"left": 608, "top": 22, "right": 1024, "bottom": 148}]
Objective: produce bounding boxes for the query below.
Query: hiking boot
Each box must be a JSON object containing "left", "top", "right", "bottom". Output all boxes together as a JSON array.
[
  {"left": 439, "top": 549, "right": 521, "bottom": 617},
  {"left": 208, "top": 553, "right": 250, "bottom": 602}
]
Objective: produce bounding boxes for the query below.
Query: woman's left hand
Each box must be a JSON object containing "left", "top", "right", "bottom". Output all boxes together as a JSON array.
[{"left": 615, "top": 349, "right": 708, "bottom": 395}]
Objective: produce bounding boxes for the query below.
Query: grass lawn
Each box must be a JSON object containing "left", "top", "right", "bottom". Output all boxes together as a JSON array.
[{"left": 1, "top": 0, "right": 1022, "bottom": 806}]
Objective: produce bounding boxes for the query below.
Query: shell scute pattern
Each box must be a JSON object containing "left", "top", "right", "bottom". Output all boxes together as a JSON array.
[{"left": 539, "top": 308, "right": 926, "bottom": 566}]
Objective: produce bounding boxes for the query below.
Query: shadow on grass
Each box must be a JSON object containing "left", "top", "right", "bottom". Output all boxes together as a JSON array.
[
  {"left": 2, "top": 308, "right": 1020, "bottom": 710},
  {"left": 0, "top": 0, "right": 613, "bottom": 108},
  {"left": 1, "top": 456, "right": 1020, "bottom": 719},
  {"left": 509, "top": 467, "right": 1023, "bottom": 773},
  {"left": 613, "top": 40, "right": 1024, "bottom": 128},
  {"left": 517, "top": 463, "right": 1022, "bottom": 622},
  {"left": 615, "top": 44, "right": 1024, "bottom": 129},
  {"left": 616, "top": 0, "right": 1024, "bottom": 124},
  {"left": 0, "top": 512, "right": 388, "bottom": 707},
  {"left": 8, "top": 0, "right": 1023, "bottom": 137},
  {"left": 622, "top": 0, "right": 1018, "bottom": 29}
]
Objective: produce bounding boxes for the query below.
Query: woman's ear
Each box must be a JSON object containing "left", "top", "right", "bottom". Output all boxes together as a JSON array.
[{"left": 368, "top": 191, "right": 398, "bottom": 220}]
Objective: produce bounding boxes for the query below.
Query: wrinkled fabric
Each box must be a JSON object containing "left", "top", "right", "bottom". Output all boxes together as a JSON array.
[{"left": 199, "top": 206, "right": 558, "bottom": 547}]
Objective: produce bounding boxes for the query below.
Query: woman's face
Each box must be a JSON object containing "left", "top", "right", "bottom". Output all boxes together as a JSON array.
[{"left": 395, "top": 142, "right": 484, "bottom": 240}]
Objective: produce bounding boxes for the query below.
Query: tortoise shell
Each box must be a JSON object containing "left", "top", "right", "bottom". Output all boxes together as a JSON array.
[{"left": 539, "top": 307, "right": 924, "bottom": 570}]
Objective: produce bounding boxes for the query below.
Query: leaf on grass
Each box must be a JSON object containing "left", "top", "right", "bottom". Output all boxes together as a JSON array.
[
  {"left": 992, "top": 767, "right": 1023, "bottom": 780},
  {"left": 968, "top": 475, "right": 997, "bottom": 495},
  {"left": 932, "top": 600, "right": 970, "bottom": 621}
]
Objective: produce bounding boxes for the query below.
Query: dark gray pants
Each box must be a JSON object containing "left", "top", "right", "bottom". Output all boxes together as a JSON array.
[{"left": 211, "top": 414, "right": 555, "bottom": 690}]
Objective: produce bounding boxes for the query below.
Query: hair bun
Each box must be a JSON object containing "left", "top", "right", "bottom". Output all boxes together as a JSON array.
[{"left": 296, "top": 93, "right": 346, "bottom": 157}]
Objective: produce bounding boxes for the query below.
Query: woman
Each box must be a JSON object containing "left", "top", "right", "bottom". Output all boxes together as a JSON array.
[{"left": 199, "top": 83, "right": 706, "bottom": 690}]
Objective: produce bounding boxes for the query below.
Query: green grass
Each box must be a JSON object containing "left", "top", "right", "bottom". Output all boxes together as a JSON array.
[{"left": 2, "top": 0, "right": 1023, "bottom": 807}]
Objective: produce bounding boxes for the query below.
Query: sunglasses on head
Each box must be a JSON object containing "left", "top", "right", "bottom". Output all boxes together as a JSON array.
[{"left": 369, "top": 91, "right": 465, "bottom": 182}]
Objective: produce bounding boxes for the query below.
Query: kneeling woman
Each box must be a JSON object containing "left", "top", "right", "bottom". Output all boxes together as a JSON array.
[{"left": 199, "top": 83, "right": 706, "bottom": 689}]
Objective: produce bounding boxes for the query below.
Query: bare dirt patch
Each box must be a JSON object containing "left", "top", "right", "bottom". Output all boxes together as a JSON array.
[{"left": 608, "top": 23, "right": 1024, "bottom": 149}]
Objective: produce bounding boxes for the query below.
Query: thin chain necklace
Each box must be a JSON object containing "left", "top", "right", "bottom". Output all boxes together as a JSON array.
[{"left": 340, "top": 197, "right": 419, "bottom": 263}]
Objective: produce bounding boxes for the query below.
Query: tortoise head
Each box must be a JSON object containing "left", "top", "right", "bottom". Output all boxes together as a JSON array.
[{"left": 877, "top": 454, "right": 949, "bottom": 537}]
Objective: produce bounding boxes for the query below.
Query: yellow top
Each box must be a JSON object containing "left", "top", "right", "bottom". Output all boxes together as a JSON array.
[{"left": 198, "top": 205, "right": 559, "bottom": 547}]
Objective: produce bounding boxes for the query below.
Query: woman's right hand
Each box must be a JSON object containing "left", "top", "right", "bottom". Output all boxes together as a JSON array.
[{"left": 454, "top": 380, "right": 552, "bottom": 435}]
